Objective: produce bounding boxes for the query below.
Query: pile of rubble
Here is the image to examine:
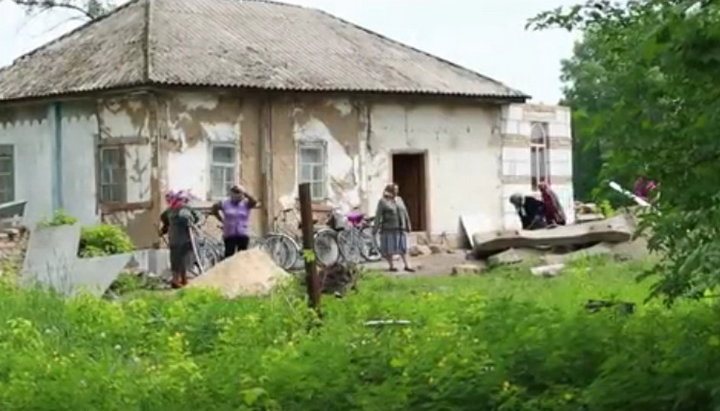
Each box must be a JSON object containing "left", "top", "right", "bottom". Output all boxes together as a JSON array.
[{"left": 0, "top": 227, "right": 28, "bottom": 272}]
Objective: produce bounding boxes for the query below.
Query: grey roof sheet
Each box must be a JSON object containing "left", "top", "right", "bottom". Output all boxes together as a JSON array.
[{"left": 0, "top": 0, "right": 529, "bottom": 102}]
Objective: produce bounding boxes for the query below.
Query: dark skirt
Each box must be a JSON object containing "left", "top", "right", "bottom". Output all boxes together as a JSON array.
[
  {"left": 379, "top": 230, "right": 407, "bottom": 257},
  {"left": 170, "top": 242, "right": 194, "bottom": 272}
]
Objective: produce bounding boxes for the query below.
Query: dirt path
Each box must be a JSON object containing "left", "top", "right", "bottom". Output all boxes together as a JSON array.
[{"left": 363, "top": 251, "right": 471, "bottom": 277}]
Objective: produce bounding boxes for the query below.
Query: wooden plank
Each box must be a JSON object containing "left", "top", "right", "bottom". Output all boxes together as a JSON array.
[{"left": 472, "top": 214, "right": 634, "bottom": 257}]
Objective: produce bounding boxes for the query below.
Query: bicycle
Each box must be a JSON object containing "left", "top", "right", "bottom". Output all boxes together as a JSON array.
[
  {"left": 261, "top": 202, "right": 340, "bottom": 270},
  {"left": 325, "top": 203, "right": 382, "bottom": 263}
]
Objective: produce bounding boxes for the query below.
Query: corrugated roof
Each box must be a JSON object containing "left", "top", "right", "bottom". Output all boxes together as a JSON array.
[{"left": 0, "top": 0, "right": 529, "bottom": 102}]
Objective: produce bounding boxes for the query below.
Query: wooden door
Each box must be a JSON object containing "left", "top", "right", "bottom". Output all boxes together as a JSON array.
[{"left": 392, "top": 153, "right": 427, "bottom": 231}]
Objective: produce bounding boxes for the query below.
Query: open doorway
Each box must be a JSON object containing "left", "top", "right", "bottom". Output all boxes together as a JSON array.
[{"left": 392, "top": 153, "right": 427, "bottom": 232}]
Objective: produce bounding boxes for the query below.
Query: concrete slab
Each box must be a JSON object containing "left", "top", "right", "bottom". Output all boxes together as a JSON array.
[
  {"left": 21, "top": 224, "right": 132, "bottom": 297},
  {"left": 21, "top": 224, "right": 81, "bottom": 288},
  {"left": 68, "top": 253, "right": 134, "bottom": 297}
]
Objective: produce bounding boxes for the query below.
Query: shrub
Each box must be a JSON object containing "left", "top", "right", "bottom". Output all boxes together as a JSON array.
[
  {"left": 38, "top": 209, "right": 78, "bottom": 227},
  {"left": 79, "top": 224, "right": 135, "bottom": 257},
  {"left": 0, "top": 258, "right": 717, "bottom": 410}
]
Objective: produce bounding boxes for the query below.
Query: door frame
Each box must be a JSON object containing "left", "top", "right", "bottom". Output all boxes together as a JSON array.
[{"left": 389, "top": 149, "right": 430, "bottom": 235}]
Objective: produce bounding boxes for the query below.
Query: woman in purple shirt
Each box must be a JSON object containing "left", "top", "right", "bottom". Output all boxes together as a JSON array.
[{"left": 210, "top": 185, "right": 258, "bottom": 259}]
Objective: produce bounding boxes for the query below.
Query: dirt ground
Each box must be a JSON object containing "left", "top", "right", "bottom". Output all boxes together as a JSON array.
[{"left": 363, "top": 251, "right": 472, "bottom": 277}]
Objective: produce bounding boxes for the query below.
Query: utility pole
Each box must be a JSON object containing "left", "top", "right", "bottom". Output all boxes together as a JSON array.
[{"left": 298, "top": 183, "right": 321, "bottom": 312}]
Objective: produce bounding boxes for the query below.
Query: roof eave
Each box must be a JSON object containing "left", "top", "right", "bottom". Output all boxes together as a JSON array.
[{"left": 0, "top": 82, "right": 530, "bottom": 105}]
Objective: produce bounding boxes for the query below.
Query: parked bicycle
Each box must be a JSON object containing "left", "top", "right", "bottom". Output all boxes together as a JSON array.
[
  {"left": 261, "top": 201, "right": 340, "bottom": 270},
  {"left": 325, "top": 202, "right": 382, "bottom": 263}
]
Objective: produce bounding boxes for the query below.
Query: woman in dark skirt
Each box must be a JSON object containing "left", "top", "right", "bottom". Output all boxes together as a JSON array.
[
  {"left": 160, "top": 191, "right": 201, "bottom": 288},
  {"left": 374, "top": 184, "right": 415, "bottom": 272}
]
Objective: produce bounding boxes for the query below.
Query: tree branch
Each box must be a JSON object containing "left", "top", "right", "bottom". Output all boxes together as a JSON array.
[{"left": 11, "top": 0, "right": 103, "bottom": 20}]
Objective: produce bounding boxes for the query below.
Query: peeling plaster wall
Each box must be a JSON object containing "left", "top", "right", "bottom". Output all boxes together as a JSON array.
[
  {"left": 0, "top": 105, "right": 54, "bottom": 225},
  {"left": 97, "top": 96, "right": 156, "bottom": 246},
  {"left": 271, "top": 97, "right": 361, "bottom": 214},
  {"left": 368, "top": 102, "right": 504, "bottom": 236},
  {"left": 164, "top": 92, "right": 243, "bottom": 200}
]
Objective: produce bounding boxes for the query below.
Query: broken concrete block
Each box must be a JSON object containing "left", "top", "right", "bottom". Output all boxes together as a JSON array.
[
  {"left": 543, "top": 243, "right": 614, "bottom": 265},
  {"left": 473, "top": 214, "right": 634, "bottom": 256},
  {"left": 487, "top": 248, "right": 543, "bottom": 267},
  {"left": 409, "top": 245, "right": 432, "bottom": 257},
  {"left": 531, "top": 264, "right": 565, "bottom": 277},
  {"left": 451, "top": 263, "right": 486, "bottom": 276}
]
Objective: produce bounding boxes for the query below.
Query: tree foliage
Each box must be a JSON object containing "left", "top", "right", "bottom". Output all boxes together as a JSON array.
[
  {"left": 11, "top": 0, "right": 116, "bottom": 20},
  {"left": 529, "top": 0, "right": 720, "bottom": 303}
]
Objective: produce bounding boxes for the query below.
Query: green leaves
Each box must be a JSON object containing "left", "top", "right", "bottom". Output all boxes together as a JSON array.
[{"left": 534, "top": 0, "right": 720, "bottom": 303}]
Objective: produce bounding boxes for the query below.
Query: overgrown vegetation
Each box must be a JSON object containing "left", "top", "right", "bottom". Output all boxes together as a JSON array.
[
  {"left": 79, "top": 224, "right": 134, "bottom": 257},
  {"left": 529, "top": 0, "right": 720, "bottom": 303},
  {"left": 0, "top": 258, "right": 718, "bottom": 410}
]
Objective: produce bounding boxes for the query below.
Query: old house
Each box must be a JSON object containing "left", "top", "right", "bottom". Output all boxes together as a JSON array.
[{"left": 0, "top": 0, "right": 573, "bottom": 247}]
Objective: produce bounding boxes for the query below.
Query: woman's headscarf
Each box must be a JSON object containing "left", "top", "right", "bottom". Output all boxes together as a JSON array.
[{"left": 169, "top": 190, "right": 191, "bottom": 209}]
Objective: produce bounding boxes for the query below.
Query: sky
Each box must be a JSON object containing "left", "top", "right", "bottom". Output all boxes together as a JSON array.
[{"left": 0, "top": 0, "right": 581, "bottom": 104}]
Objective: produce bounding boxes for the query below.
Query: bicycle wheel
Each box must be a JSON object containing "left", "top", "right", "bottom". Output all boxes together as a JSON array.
[
  {"left": 314, "top": 229, "right": 340, "bottom": 266},
  {"left": 188, "top": 238, "right": 220, "bottom": 278},
  {"left": 360, "top": 227, "right": 382, "bottom": 262},
  {"left": 262, "top": 233, "right": 299, "bottom": 270},
  {"left": 337, "top": 228, "right": 363, "bottom": 264}
]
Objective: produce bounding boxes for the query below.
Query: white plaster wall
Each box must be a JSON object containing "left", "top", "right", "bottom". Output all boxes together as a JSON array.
[
  {"left": 368, "top": 103, "right": 503, "bottom": 235},
  {"left": 549, "top": 148, "right": 573, "bottom": 177},
  {"left": 165, "top": 92, "right": 242, "bottom": 200},
  {"left": 0, "top": 116, "right": 53, "bottom": 225},
  {"left": 502, "top": 147, "right": 531, "bottom": 177},
  {"left": 61, "top": 106, "right": 99, "bottom": 225}
]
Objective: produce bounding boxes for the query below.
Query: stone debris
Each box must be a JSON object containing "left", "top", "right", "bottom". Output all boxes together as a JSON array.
[
  {"left": 451, "top": 263, "right": 486, "bottom": 276},
  {"left": 409, "top": 245, "right": 432, "bottom": 257},
  {"left": 531, "top": 264, "right": 565, "bottom": 277},
  {"left": 187, "top": 248, "right": 289, "bottom": 298}
]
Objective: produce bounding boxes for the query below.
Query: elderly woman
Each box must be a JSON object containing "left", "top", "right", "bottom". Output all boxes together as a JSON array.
[
  {"left": 210, "top": 184, "right": 258, "bottom": 259},
  {"left": 509, "top": 193, "right": 547, "bottom": 230},
  {"left": 538, "top": 182, "right": 566, "bottom": 226},
  {"left": 160, "top": 190, "right": 201, "bottom": 288},
  {"left": 374, "top": 183, "right": 414, "bottom": 272}
]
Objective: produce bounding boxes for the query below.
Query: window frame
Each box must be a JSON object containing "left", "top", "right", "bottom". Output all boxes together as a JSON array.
[
  {"left": 97, "top": 144, "right": 127, "bottom": 204},
  {"left": 209, "top": 142, "right": 238, "bottom": 200},
  {"left": 530, "top": 122, "right": 550, "bottom": 190},
  {"left": 0, "top": 144, "right": 14, "bottom": 204},
  {"left": 297, "top": 140, "right": 328, "bottom": 201}
]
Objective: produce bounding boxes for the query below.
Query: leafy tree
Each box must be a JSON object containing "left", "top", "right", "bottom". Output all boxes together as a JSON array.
[
  {"left": 11, "top": 0, "right": 116, "bottom": 20},
  {"left": 529, "top": 0, "right": 720, "bottom": 303}
]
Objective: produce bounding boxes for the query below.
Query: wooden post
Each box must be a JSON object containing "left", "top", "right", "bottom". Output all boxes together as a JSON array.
[{"left": 298, "top": 183, "right": 321, "bottom": 311}]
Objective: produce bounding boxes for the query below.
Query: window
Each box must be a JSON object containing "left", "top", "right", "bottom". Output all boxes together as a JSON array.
[
  {"left": 0, "top": 145, "right": 14, "bottom": 203},
  {"left": 298, "top": 141, "right": 327, "bottom": 201},
  {"left": 530, "top": 122, "right": 550, "bottom": 190},
  {"left": 99, "top": 146, "right": 126, "bottom": 203},
  {"left": 210, "top": 144, "right": 236, "bottom": 199}
]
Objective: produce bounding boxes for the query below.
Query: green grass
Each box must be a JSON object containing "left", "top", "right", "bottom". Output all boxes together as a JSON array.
[{"left": 0, "top": 258, "right": 717, "bottom": 410}]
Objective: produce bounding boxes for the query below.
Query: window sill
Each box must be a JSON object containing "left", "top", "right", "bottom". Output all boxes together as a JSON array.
[{"left": 100, "top": 201, "right": 153, "bottom": 213}]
